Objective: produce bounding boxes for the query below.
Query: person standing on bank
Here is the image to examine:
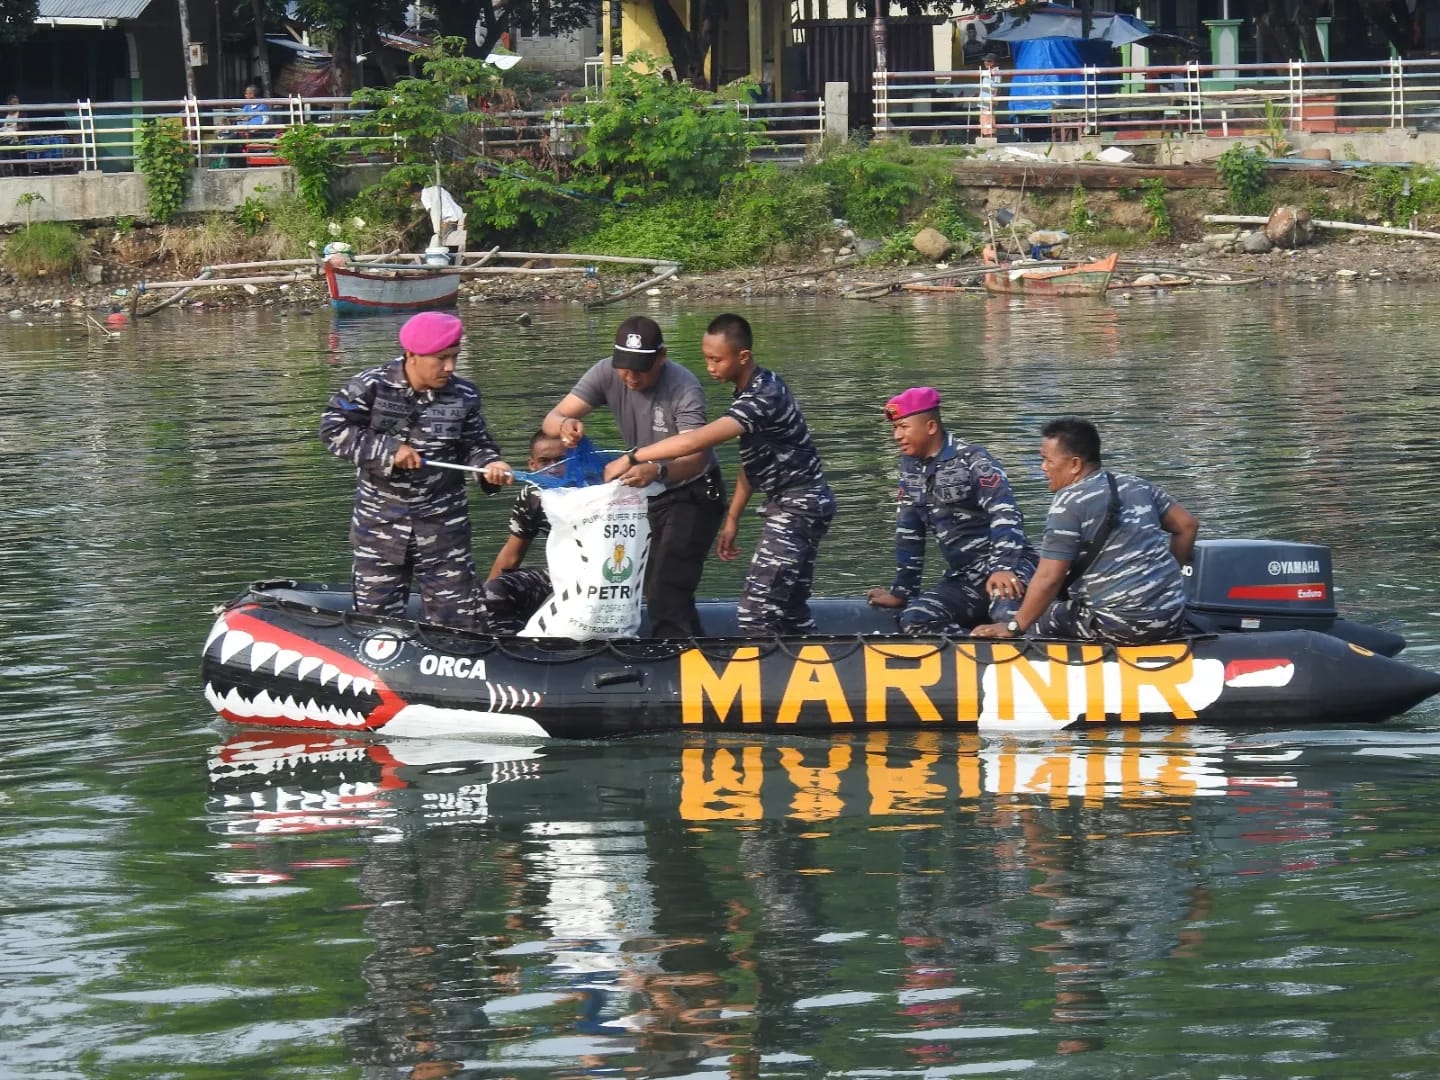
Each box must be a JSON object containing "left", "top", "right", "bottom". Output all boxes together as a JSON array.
[
  {"left": 973, "top": 416, "right": 1199, "bottom": 644},
  {"left": 542, "top": 315, "right": 726, "bottom": 638},
  {"left": 865, "top": 387, "right": 1036, "bottom": 635},
  {"left": 609, "top": 313, "right": 836, "bottom": 637},
  {"left": 320, "top": 311, "right": 512, "bottom": 628}
]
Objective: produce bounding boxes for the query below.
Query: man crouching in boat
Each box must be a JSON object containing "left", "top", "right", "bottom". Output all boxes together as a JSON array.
[
  {"left": 865, "top": 386, "right": 1037, "bottom": 635},
  {"left": 974, "top": 416, "right": 1198, "bottom": 644},
  {"left": 319, "top": 311, "right": 513, "bottom": 629}
]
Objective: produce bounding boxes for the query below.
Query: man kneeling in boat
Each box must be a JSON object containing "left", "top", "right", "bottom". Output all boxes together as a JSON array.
[
  {"left": 974, "top": 416, "right": 1199, "bottom": 644},
  {"left": 866, "top": 386, "right": 1036, "bottom": 635},
  {"left": 480, "top": 430, "right": 564, "bottom": 633}
]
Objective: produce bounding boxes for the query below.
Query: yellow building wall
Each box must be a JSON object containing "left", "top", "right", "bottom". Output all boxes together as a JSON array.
[{"left": 620, "top": 0, "right": 684, "bottom": 61}]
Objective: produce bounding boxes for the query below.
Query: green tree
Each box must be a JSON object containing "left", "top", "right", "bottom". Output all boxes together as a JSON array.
[
  {"left": 430, "top": 0, "right": 602, "bottom": 60},
  {"left": 1, "top": 0, "right": 38, "bottom": 43},
  {"left": 278, "top": 0, "right": 409, "bottom": 93}
]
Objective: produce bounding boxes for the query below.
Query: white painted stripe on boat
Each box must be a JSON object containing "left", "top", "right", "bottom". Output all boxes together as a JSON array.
[{"left": 383, "top": 703, "right": 548, "bottom": 739}]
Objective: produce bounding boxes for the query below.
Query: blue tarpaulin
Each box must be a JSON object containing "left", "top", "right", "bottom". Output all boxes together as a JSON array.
[{"left": 1008, "top": 37, "right": 1115, "bottom": 116}]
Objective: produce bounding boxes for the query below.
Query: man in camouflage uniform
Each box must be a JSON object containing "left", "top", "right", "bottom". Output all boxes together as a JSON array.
[
  {"left": 617, "top": 313, "right": 836, "bottom": 636},
  {"left": 866, "top": 387, "right": 1036, "bottom": 635},
  {"left": 320, "top": 311, "right": 512, "bottom": 628},
  {"left": 975, "top": 415, "right": 1199, "bottom": 644}
]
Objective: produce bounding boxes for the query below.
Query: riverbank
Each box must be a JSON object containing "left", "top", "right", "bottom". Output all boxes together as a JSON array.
[{"left": 5, "top": 225, "right": 1440, "bottom": 316}]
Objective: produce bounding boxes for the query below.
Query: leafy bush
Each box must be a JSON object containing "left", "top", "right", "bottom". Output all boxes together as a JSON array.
[
  {"left": 276, "top": 124, "right": 341, "bottom": 218},
  {"left": 809, "top": 140, "right": 935, "bottom": 236},
  {"left": 4, "top": 220, "right": 85, "bottom": 279},
  {"left": 466, "top": 159, "right": 588, "bottom": 237},
  {"left": 567, "top": 54, "right": 757, "bottom": 202},
  {"left": 1215, "top": 145, "right": 1269, "bottom": 214},
  {"left": 567, "top": 168, "right": 833, "bottom": 271},
  {"left": 1140, "top": 178, "right": 1172, "bottom": 239},
  {"left": 1359, "top": 164, "right": 1440, "bottom": 225},
  {"left": 136, "top": 118, "right": 192, "bottom": 223},
  {"left": 351, "top": 36, "right": 501, "bottom": 163}
]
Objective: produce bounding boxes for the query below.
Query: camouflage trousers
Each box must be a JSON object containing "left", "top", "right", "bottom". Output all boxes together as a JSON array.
[
  {"left": 480, "top": 567, "right": 553, "bottom": 635},
  {"left": 737, "top": 492, "right": 836, "bottom": 636},
  {"left": 351, "top": 495, "right": 477, "bottom": 628},
  {"left": 900, "top": 571, "right": 1022, "bottom": 636},
  {"left": 1031, "top": 599, "right": 1185, "bottom": 644}
]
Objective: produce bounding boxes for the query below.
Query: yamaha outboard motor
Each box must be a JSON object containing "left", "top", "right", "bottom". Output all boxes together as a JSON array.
[{"left": 1183, "top": 539, "right": 1405, "bottom": 657}]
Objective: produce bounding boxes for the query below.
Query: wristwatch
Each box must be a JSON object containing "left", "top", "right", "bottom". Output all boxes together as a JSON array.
[
  {"left": 1006, "top": 618, "right": 1022, "bottom": 634},
  {"left": 655, "top": 461, "right": 668, "bottom": 483},
  {"left": 624, "top": 446, "right": 641, "bottom": 468}
]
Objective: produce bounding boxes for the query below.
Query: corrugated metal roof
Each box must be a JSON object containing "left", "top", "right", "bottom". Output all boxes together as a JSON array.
[{"left": 35, "top": 0, "right": 153, "bottom": 21}]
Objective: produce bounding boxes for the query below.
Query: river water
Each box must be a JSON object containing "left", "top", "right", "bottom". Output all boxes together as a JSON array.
[{"left": 4, "top": 285, "right": 1440, "bottom": 1077}]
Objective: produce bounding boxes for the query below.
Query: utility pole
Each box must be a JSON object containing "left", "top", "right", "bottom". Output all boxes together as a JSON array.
[
  {"left": 251, "top": 0, "right": 272, "bottom": 95},
  {"left": 177, "top": 0, "right": 198, "bottom": 97}
]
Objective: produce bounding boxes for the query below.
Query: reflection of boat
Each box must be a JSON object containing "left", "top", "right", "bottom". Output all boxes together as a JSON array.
[
  {"left": 322, "top": 260, "right": 460, "bottom": 315},
  {"left": 199, "top": 540, "right": 1440, "bottom": 738},
  {"left": 206, "top": 729, "right": 1308, "bottom": 831},
  {"left": 982, "top": 249, "right": 1120, "bottom": 298}
]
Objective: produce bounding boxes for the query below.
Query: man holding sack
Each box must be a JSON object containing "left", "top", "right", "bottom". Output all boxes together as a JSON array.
[{"left": 540, "top": 316, "right": 726, "bottom": 638}]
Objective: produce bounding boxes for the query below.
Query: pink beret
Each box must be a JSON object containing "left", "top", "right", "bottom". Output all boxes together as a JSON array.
[
  {"left": 398, "top": 311, "right": 464, "bottom": 355},
  {"left": 883, "top": 386, "right": 941, "bottom": 421}
]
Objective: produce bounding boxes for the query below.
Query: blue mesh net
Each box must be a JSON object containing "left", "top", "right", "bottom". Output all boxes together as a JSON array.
[{"left": 513, "top": 437, "right": 623, "bottom": 489}]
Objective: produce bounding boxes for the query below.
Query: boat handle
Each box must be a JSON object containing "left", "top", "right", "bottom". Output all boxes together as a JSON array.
[{"left": 593, "top": 669, "right": 645, "bottom": 689}]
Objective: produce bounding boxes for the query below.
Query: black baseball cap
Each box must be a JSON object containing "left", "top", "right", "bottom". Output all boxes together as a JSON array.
[{"left": 611, "top": 315, "right": 665, "bottom": 371}]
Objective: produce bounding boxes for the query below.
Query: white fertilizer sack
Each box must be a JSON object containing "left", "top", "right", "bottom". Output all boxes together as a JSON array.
[{"left": 520, "top": 481, "right": 660, "bottom": 639}]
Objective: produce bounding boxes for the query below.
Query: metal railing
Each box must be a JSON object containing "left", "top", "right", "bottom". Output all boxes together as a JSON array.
[
  {"left": 874, "top": 58, "right": 1440, "bottom": 144},
  {"left": 0, "top": 91, "right": 828, "bottom": 178}
]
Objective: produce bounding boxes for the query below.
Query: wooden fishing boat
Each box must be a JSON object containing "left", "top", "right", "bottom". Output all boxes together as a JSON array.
[
  {"left": 983, "top": 250, "right": 1120, "bottom": 298},
  {"left": 323, "top": 260, "right": 460, "bottom": 315}
]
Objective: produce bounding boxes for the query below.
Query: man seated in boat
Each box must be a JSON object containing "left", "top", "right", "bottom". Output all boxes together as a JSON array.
[
  {"left": 866, "top": 387, "right": 1036, "bottom": 635},
  {"left": 542, "top": 315, "right": 727, "bottom": 638},
  {"left": 480, "top": 430, "right": 565, "bottom": 633},
  {"left": 974, "top": 416, "right": 1199, "bottom": 644},
  {"left": 319, "top": 311, "right": 513, "bottom": 629}
]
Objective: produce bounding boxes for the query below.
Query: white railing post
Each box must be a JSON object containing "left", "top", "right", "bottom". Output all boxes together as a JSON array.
[
  {"left": 1390, "top": 55, "right": 1405, "bottom": 128},
  {"left": 1288, "top": 60, "right": 1304, "bottom": 128},
  {"left": 77, "top": 99, "right": 96, "bottom": 170},
  {"left": 1083, "top": 65, "right": 1098, "bottom": 134},
  {"left": 182, "top": 96, "right": 202, "bottom": 164}
]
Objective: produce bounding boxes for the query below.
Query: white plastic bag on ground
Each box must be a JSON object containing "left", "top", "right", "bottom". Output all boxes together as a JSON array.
[{"left": 521, "top": 481, "right": 661, "bottom": 639}]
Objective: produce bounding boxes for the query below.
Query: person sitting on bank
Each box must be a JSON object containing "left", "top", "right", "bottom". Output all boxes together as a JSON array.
[
  {"left": 543, "top": 315, "right": 727, "bottom": 639},
  {"left": 481, "top": 430, "right": 565, "bottom": 634},
  {"left": 866, "top": 387, "right": 1036, "bottom": 635},
  {"left": 974, "top": 416, "right": 1199, "bottom": 644},
  {"left": 239, "top": 84, "right": 270, "bottom": 127},
  {"left": 608, "top": 313, "right": 836, "bottom": 637}
]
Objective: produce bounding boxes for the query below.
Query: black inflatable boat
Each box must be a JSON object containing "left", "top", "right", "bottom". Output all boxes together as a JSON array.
[{"left": 200, "top": 540, "right": 1440, "bottom": 737}]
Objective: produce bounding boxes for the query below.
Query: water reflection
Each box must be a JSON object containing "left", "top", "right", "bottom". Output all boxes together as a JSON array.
[
  {"left": 5, "top": 286, "right": 1440, "bottom": 1076},
  {"left": 206, "top": 729, "right": 1368, "bottom": 1074}
]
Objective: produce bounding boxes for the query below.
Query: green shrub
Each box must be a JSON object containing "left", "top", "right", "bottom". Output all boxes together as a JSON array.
[
  {"left": 1216, "top": 145, "right": 1269, "bottom": 214},
  {"left": 567, "top": 168, "right": 833, "bottom": 271},
  {"left": 136, "top": 118, "right": 192, "bottom": 223},
  {"left": 1140, "top": 178, "right": 1172, "bottom": 239},
  {"left": 1359, "top": 164, "right": 1440, "bottom": 225},
  {"left": 276, "top": 124, "right": 341, "bottom": 218},
  {"left": 4, "top": 220, "right": 85, "bottom": 279},
  {"left": 566, "top": 54, "right": 757, "bottom": 202},
  {"left": 810, "top": 141, "right": 925, "bottom": 236}
]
